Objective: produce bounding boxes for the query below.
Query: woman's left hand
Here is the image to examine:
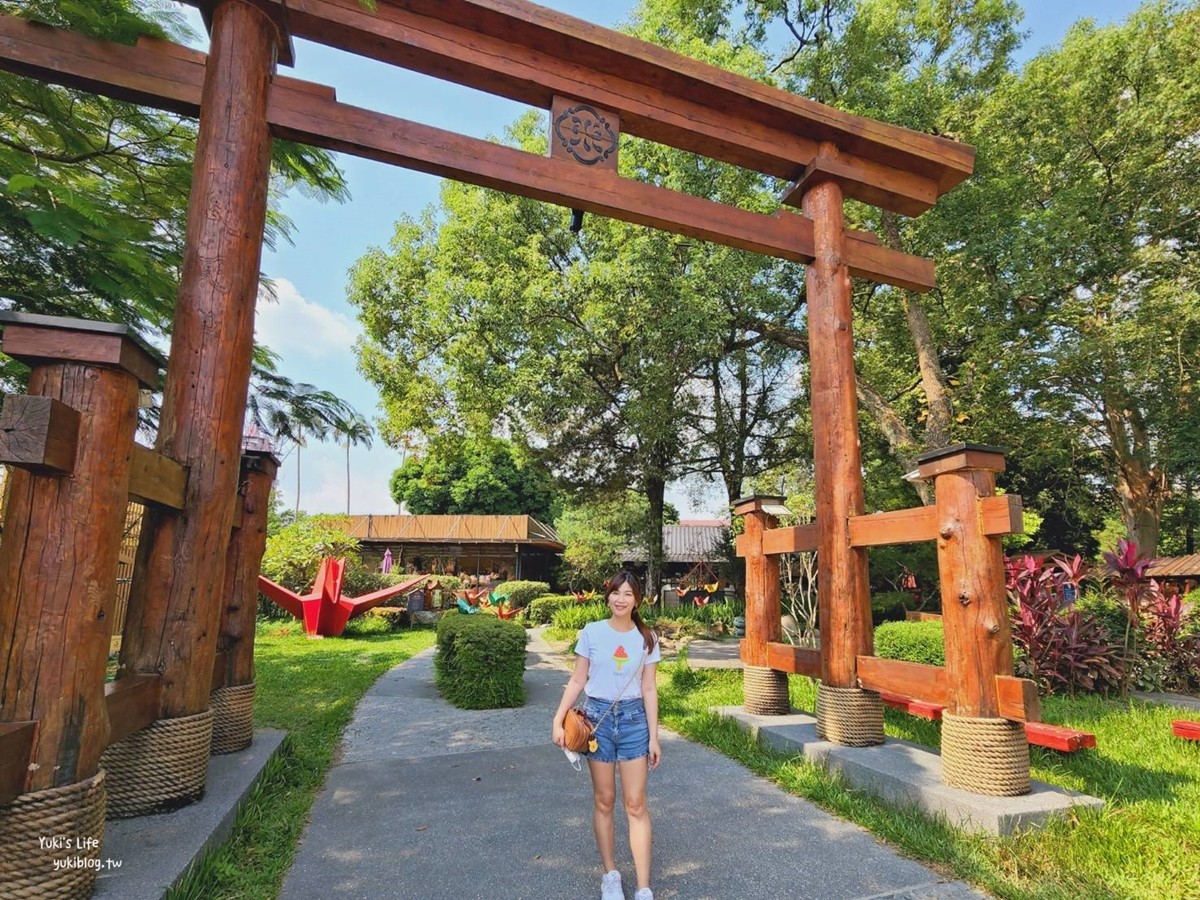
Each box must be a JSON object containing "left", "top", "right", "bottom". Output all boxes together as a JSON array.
[{"left": 647, "top": 737, "right": 662, "bottom": 770}]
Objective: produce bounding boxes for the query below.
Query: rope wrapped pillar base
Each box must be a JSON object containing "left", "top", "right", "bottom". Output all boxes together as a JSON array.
[
  {"left": 210, "top": 683, "right": 256, "bottom": 755},
  {"left": 941, "top": 712, "right": 1031, "bottom": 796},
  {"left": 0, "top": 770, "right": 106, "bottom": 899},
  {"left": 100, "top": 709, "right": 213, "bottom": 819},
  {"left": 743, "top": 665, "right": 789, "bottom": 715},
  {"left": 816, "top": 683, "right": 884, "bottom": 747}
]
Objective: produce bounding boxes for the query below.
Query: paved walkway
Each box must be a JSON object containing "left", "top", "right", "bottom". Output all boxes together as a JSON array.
[{"left": 280, "top": 630, "right": 986, "bottom": 900}]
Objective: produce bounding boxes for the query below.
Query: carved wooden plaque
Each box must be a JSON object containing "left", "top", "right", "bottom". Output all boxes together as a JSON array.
[{"left": 550, "top": 96, "right": 619, "bottom": 171}]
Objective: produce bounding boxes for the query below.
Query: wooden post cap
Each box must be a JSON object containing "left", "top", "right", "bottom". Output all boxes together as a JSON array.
[
  {"left": 0, "top": 312, "right": 164, "bottom": 390},
  {"left": 733, "top": 493, "right": 789, "bottom": 517},
  {"left": 915, "top": 442, "right": 1006, "bottom": 479},
  {"left": 240, "top": 448, "right": 281, "bottom": 476}
]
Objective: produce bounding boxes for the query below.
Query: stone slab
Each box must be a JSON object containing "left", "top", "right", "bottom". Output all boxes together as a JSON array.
[
  {"left": 684, "top": 638, "right": 744, "bottom": 669},
  {"left": 93, "top": 729, "right": 286, "bottom": 899},
  {"left": 715, "top": 707, "right": 1104, "bottom": 836}
]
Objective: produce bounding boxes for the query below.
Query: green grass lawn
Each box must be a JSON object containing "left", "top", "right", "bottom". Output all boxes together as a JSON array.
[
  {"left": 167, "top": 619, "right": 436, "bottom": 900},
  {"left": 658, "top": 660, "right": 1200, "bottom": 900}
]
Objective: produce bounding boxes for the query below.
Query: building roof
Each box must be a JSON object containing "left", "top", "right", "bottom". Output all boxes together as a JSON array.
[
  {"left": 1147, "top": 554, "right": 1200, "bottom": 580},
  {"left": 345, "top": 515, "right": 565, "bottom": 551},
  {"left": 623, "top": 523, "right": 729, "bottom": 564}
]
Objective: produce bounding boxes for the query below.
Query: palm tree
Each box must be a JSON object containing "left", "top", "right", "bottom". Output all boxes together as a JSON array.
[
  {"left": 335, "top": 413, "right": 374, "bottom": 514},
  {"left": 245, "top": 350, "right": 359, "bottom": 516}
]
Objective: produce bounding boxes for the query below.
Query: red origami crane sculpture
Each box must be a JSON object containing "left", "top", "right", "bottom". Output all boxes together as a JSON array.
[{"left": 258, "top": 557, "right": 427, "bottom": 637}]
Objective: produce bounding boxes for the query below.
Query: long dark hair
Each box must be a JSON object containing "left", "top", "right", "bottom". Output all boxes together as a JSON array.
[{"left": 606, "top": 571, "right": 657, "bottom": 654}]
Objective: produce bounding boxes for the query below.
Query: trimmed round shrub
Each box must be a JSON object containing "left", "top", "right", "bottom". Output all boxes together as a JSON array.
[
  {"left": 874, "top": 620, "right": 945, "bottom": 667},
  {"left": 435, "top": 611, "right": 527, "bottom": 709},
  {"left": 494, "top": 580, "right": 550, "bottom": 609},
  {"left": 526, "top": 594, "right": 577, "bottom": 624},
  {"left": 871, "top": 591, "right": 910, "bottom": 626}
]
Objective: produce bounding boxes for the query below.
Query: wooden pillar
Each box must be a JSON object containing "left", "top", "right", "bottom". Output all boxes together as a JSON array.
[
  {"left": 211, "top": 450, "right": 278, "bottom": 754},
  {"left": 120, "top": 0, "right": 281, "bottom": 720},
  {"left": 735, "top": 494, "right": 783, "bottom": 663},
  {"left": 0, "top": 313, "right": 160, "bottom": 790},
  {"left": 735, "top": 494, "right": 789, "bottom": 714},
  {"left": 918, "top": 444, "right": 1015, "bottom": 717},
  {"left": 216, "top": 450, "right": 278, "bottom": 688},
  {"left": 800, "top": 144, "right": 873, "bottom": 687}
]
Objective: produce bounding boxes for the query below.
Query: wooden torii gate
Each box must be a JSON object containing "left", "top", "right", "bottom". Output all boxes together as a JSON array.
[{"left": 0, "top": 0, "right": 1020, "bottom": 894}]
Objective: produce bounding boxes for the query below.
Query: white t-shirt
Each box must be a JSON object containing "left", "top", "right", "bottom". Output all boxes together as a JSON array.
[{"left": 575, "top": 619, "right": 661, "bottom": 701}]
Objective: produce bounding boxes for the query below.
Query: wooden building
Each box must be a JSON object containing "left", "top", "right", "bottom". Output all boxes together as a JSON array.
[{"left": 345, "top": 514, "right": 565, "bottom": 584}]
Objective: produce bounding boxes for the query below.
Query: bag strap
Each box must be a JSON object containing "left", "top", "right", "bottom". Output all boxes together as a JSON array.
[{"left": 589, "top": 644, "right": 650, "bottom": 731}]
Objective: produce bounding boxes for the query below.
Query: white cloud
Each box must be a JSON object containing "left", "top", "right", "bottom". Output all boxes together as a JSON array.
[{"left": 255, "top": 278, "right": 357, "bottom": 359}]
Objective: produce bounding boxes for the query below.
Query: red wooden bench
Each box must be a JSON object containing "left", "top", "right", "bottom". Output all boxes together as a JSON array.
[
  {"left": 1173, "top": 721, "right": 1200, "bottom": 741},
  {"left": 879, "top": 691, "right": 1097, "bottom": 752}
]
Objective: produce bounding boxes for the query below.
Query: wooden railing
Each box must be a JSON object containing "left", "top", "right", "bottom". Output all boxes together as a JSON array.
[{"left": 736, "top": 443, "right": 1042, "bottom": 728}]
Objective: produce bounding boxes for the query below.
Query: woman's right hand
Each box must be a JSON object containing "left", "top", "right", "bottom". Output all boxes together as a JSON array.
[{"left": 552, "top": 719, "right": 566, "bottom": 748}]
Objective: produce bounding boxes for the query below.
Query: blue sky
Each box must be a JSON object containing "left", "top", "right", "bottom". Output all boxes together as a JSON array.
[{"left": 201, "top": 0, "right": 1148, "bottom": 518}]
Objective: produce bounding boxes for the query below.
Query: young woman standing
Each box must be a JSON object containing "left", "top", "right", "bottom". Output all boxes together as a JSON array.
[{"left": 552, "top": 572, "right": 662, "bottom": 900}]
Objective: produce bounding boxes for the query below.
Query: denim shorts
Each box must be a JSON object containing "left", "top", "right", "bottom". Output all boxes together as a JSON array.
[{"left": 584, "top": 696, "right": 649, "bottom": 763}]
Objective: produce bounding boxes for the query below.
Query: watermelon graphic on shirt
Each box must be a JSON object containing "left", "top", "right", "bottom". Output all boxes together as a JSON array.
[{"left": 613, "top": 645, "right": 629, "bottom": 673}]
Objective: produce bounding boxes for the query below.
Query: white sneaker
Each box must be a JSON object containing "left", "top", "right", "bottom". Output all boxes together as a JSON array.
[
  {"left": 634, "top": 889, "right": 654, "bottom": 900},
  {"left": 601, "top": 869, "right": 624, "bottom": 900}
]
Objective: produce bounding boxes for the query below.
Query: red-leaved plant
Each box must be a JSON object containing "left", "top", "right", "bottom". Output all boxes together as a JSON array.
[
  {"left": 1102, "top": 539, "right": 1163, "bottom": 694},
  {"left": 1142, "top": 589, "right": 1200, "bottom": 693},
  {"left": 1005, "top": 554, "right": 1124, "bottom": 696}
]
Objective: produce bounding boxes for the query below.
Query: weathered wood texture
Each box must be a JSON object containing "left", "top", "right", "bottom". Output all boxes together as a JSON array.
[
  {"left": 857, "top": 657, "right": 949, "bottom": 705},
  {"left": 924, "top": 450, "right": 1014, "bottom": 718},
  {"left": 804, "top": 146, "right": 873, "bottom": 688},
  {"left": 216, "top": 452, "right": 279, "bottom": 687},
  {"left": 0, "top": 721, "right": 37, "bottom": 804},
  {"left": 766, "top": 642, "right": 822, "bottom": 677},
  {"left": 995, "top": 674, "right": 1041, "bottom": 723},
  {"left": 0, "top": 18, "right": 937, "bottom": 292},
  {"left": 274, "top": 0, "right": 972, "bottom": 213},
  {"left": 119, "top": 0, "right": 277, "bottom": 719},
  {"left": 104, "top": 675, "right": 162, "bottom": 746},
  {"left": 0, "top": 395, "right": 79, "bottom": 473},
  {"left": 127, "top": 443, "right": 188, "bottom": 509},
  {"left": 0, "top": 313, "right": 161, "bottom": 389},
  {"left": 734, "top": 496, "right": 1021, "bottom": 557},
  {"left": 848, "top": 496, "right": 1021, "bottom": 547},
  {"left": 0, "top": 361, "right": 143, "bottom": 790},
  {"left": 734, "top": 496, "right": 783, "bottom": 666}
]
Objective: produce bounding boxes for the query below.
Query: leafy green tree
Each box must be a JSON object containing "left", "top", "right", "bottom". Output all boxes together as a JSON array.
[
  {"left": 0, "top": 0, "right": 353, "bottom": 431},
  {"left": 389, "top": 433, "right": 557, "bottom": 522},
  {"left": 555, "top": 492, "right": 675, "bottom": 589},
  {"left": 952, "top": 1, "right": 1200, "bottom": 555}
]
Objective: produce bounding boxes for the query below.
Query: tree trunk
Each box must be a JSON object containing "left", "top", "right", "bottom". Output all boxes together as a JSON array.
[
  {"left": 644, "top": 472, "right": 666, "bottom": 601},
  {"left": 1103, "top": 384, "right": 1166, "bottom": 558},
  {"left": 882, "top": 212, "right": 954, "bottom": 450},
  {"left": 856, "top": 379, "right": 933, "bottom": 505},
  {"left": 346, "top": 438, "right": 351, "bottom": 515}
]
